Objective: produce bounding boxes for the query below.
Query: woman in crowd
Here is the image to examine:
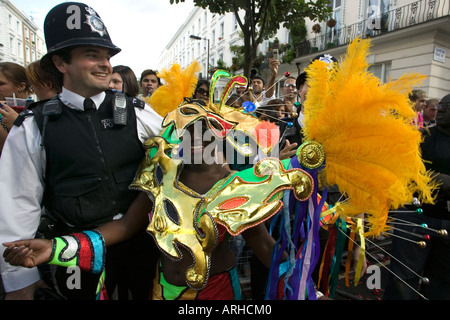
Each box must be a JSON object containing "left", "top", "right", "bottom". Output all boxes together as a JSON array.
[
  {"left": 257, "top": 99, "right": 287, "bottom": 123},
  {"left": 192, "top": 79, "right": 210, "bottom": 101},
  {"left": 26, "top": 60, "right": 61, "bottom": 101},
  {"left": 109, "top": 65, "right": 140, "bottom": 97},
  {"left": 0, "top": 62, "right": 32, "bottom": 153}
]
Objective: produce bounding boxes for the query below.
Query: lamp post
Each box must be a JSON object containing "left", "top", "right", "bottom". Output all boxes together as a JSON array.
[{"left": 190, "top": 35, "right": 210, "bottom": 80}]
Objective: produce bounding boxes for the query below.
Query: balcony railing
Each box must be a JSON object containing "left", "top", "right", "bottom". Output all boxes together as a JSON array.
[{"left": 295, "top": 0, "right": 450, "bottom": 57}]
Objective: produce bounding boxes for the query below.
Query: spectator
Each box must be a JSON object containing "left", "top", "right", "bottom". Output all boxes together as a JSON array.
[
  {"left": 250, "top": 58, "right": 279, "bottom": 107},
  {"left": 281, "top": 76, "right": 298, "bottom": 116},
  {"left": 26, "top": 60, "right": 61, "bottom": 101},
  {"left": 423, "top": 98, "right": 439, "bottom": 128},
  {"left": 409, "top": 89, "right": 427, "bottom": 129},
  {"left": 138, "top": 69, "right": 161, "bottom": 99},
  {"left": 225, "top": 93, "right": 243, "bottom": 108},
  {"left": 257, "top": 99, "right": 287, "bottom": 123},
  {"left": 0, "top": 62, "right": 32, "bottom": 153},
  {"left": 109, "top": 65, "right": 140, "bottom": 97},
  {"left": 384, "top": 94, "right": 450, "bottom": 300},
  {"left": 192, "top": 79, "right": 210, "bottom": 102}
]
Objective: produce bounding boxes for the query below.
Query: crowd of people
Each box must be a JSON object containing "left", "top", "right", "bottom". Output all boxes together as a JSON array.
[{"left": 0, "top": 2, "right": 448, "bottom": 302}]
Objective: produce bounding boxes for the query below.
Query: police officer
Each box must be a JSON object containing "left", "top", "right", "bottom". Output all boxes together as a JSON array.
[{"left": 0, "top": 2, "right": 162, "bottom": 300}]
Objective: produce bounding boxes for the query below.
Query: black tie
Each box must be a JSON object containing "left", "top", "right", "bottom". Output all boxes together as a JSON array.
[{"left": 84, "top": 98, "right": 95, "bottom": 112}]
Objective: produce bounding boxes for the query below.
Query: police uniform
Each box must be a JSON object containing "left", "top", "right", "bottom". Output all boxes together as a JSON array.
[{"left": 0, "top": 2, "right": 162, "bottom": 300}]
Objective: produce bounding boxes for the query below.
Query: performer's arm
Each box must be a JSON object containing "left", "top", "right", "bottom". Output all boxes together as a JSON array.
[{"left": 243, "top": 223, "right": 285, "bottom": 268}]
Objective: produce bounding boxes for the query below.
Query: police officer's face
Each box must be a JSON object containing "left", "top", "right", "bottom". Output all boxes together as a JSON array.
[{"left": 53, "top": 46, "right": 112, "bottom": 97}]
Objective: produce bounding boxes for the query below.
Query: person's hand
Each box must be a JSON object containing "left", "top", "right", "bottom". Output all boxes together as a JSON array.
[
  {"left": 279, "top": 140, "right": 298, "bottom": 160},
  {"left": 3, "top": 239, "right": 53, "bottom": 268},
  {"left": 268, "top": 58, "right": 280, "bottom": 77},
  {"left": 0, "top": 103, "right": 19, "bottom": 130},
  {"left": 5, "top": 280, "right": 48, "bottom": 300}
]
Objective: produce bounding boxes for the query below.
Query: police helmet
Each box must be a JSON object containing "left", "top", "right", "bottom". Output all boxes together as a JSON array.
[
  {"left": 296, "top": 54, "right": 337, "bottom": 89},
  {"left": 311, "top": 53, "right": 338, "bottom": 65},
  {"left": 41, "top": 2, "right": 121, "bottom": 65}
]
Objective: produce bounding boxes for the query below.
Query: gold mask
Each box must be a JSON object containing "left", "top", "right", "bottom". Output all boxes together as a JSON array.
[{"left": 130, "top": 137, "right": 217, "bottom": 290}]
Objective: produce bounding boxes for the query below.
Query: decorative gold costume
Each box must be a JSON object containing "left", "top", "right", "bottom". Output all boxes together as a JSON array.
[{"left": 131, "top": 69, "right": 315, "bottom": 290}]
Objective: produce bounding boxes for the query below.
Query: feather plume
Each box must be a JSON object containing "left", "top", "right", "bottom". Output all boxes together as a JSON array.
[
  {"left": 147, "top": 61, "right": 201, "bottom": 117},
  {"left": 303, "top": 37, "right": 437, "bottom": 236}
]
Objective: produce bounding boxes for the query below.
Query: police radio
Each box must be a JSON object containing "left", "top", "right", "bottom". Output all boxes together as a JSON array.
[{"left": 113, "top": 90, "right": 127, "bottom": 126}]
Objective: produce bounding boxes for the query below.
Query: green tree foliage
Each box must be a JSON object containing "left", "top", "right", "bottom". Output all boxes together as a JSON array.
[{"left": 170, "top": 0, "right": 331, "bottom": 78}]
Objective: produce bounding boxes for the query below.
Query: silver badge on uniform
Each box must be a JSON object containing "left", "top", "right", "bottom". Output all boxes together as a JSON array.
[{"left": 84, "top": 6, "right": 108, "bottom": 37}]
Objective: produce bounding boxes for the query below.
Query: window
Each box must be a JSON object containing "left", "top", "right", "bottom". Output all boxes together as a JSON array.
[
  {"left": 329, "top": 0, "right": 341, "bottom": 28},
  {"left": 327, "top": 0, "right": 342, "bottom": 43},
  {"left": 219, "top": 22, "right": 224, "bottom": 40},
  {"left": 364, "top": 0, "right": 391, "bottom": 34},
  {"left": 368, "top": 62, "right": 391, "bottom": 84},
  {"left": 26, "top": 45, "right": 30, "bottom": 62},
  {"left": 233, "top": 14, "right": 238, "bottom": 32}
]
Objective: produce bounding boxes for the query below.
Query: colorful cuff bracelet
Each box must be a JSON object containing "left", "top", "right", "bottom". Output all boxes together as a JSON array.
[{"left": 48, "top": 230, "right": 105, "bottom": 274}]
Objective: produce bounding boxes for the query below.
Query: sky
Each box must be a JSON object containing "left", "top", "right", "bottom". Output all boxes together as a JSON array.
[{"left": 13, "top": 0, "right": 196, "bottom": 76}]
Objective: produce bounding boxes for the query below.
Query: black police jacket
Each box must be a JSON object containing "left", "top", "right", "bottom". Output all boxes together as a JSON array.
[{"left": 26, "top": 92, "right": 145, "bottom": 228}]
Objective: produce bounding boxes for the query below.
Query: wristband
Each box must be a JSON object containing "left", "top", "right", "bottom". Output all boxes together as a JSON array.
[
  {"left": 0, "top": 117, "right": 9, "bottom": 133},
  {"left": 48, "top": 230, "right": 105, "bottom": 274}
]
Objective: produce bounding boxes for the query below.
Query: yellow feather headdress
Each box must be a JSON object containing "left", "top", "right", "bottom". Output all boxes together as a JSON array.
[
  {"left": 145, "top": 61, "right": 201, "bottom": 117},
  {"left": 303, "top": 37, "right": 437, "bottom": 236},
  {"left": 145, "top": 61, "right": 280, "bottom": 156}
]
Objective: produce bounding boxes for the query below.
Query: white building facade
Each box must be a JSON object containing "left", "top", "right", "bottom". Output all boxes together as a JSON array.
[
  {"left": 0, "top": 0, "right": 46, "bottom": 66},
  {"left": 159, "top": 0, "right": 449, "bottom": 100},
  {"left": 158, "top": 8, "right": 247, "bottom": 81}
]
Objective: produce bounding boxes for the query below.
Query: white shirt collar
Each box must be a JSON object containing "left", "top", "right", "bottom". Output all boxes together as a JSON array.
[{"left": 59, "top": 87, "right": 106, "bottom": 111}]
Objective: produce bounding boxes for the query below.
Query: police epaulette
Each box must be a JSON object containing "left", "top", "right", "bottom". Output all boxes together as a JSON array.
[
  {"left": 130, "top": 96, "right": 145, "bottom": 109},
  {"left": 13, "top": 109, "right": 34, "bottom": 127}
]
